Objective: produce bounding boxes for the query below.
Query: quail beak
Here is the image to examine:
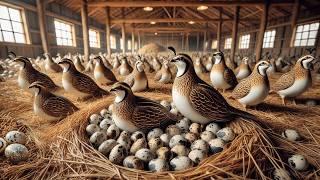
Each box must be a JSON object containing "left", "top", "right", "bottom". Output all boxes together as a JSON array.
[
  {"left": 109, "top": 87, "right": 117, "bottom": 93},
  {"left": 58, "top": 61, "right": 65, "bottom": 65},
  {"left": 170, "top": 58, "right": 177, "bottom": 63}
]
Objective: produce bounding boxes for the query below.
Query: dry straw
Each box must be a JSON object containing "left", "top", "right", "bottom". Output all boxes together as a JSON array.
[{"left": 0, "top": 72, "right": 320, "bottom": 179}]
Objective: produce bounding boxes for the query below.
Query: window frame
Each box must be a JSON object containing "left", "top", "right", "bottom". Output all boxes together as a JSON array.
[
  {"left": 292, "top": 21, "right": 319, "bottom": 47},
  {"left": 0, "top": 2, "right": 30, "bottom": 44},
  {"left": 89, "top": 28, "right": 100, "bottom": 48},
  {"left": 224, "top": 37, "right": 232, "bottom": 49},
  {"left": 263, "top": 29, "right": 276, "bottom": 49},
  {"left": 54, "top": 18, "right": 76, "bottom": 47},
  {"left": 238, "top": 34, "right": 250, "bottom": 49}
]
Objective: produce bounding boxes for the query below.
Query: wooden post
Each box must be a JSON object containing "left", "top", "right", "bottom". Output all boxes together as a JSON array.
[
  {"left": 203, "top": 31, "right": 207, "bottom": 53},
  {"left": 290, "top": 0, "right": 300, "bottom": 47},
  {"left": 230, "top": 6, "right": 239, "bottom": 63},
  {"left": 196, "top": 32, "right": 200, "bottom": 51},
  {"left": 181, "top": 33, "right": 185, "bottom": 51},
  {"left": 217, "top": 8, "right": 222, "bottom": 51},
  {"left": 131, "top": 26, "right": 135, "bottom": 54},
  {"left": 186, "top": 33, "right": 189, "bottom": 52},
  {"left": 36, "top": 0, "right": 49, "bottom": 53},
  {"left": 81, "top": 0, "right": 90, "bottom": 61},
  {"left": 138, "top": 31, "right": 141, "bottom": 49},
  {"left": 105, "top": 7, "right": 111, "bottom": 57},
  {"left": 121, "top": 8, "right": 126, "bottom": 54},
  {"left": 255, "top": 2, "right": 269, "bottom": 62}
]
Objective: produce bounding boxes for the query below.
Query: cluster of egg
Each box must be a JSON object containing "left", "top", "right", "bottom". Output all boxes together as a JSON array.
[
  {"left": 86, "top": 100, "right": 236, "bottom": 172},
  {"left": 0, "top": 131, "right": 29, "bottom": 163},
  {"left": 0, "top": 58, "right": 20, "bottom": 80}
]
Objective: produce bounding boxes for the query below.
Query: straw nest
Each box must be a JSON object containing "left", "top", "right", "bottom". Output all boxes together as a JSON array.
[{"left": 1, "top": 72, "right": 320, "bottom": 179}]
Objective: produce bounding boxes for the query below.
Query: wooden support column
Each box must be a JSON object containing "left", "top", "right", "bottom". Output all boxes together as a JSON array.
[
  {"left": 81, "top": 0, "right": 90, "bottom": 61},
  {"left": 217, "top": 8, "right": 222, "bottom": 51},
  {"left": 121, "top": 8, "right": 126, "bottom": 54},
  {"left": 196, "top": 32, "right": 200, "bottom": 51},
  {"left": 131, "top": 26, "right": 135, "bottom": 54},
  {"left": 181, "top": 33, "right": 185, "bottom": 51},
  {"left": 290, "top": 0, "right": 300, "bottom": 47},
  {"left": 186, "top": 33, "right": 189, "bottom": 51},
  {"left": 230, "top": 6, "right": 239, "bottom": 63},
  {"left": 138, "top": 31, "right": 141, "bottom": 49},
  {"left": 255, "top": 2, "right": 269, "bottom": 62},
  {"left": 105, "top": 7, "right": 111, "bottom": 57},
  {"left": 203, "top": 31, "right": 207, "bottom": 53},
  {"left": 36, "top": 0, "right": 49, "bottom": 53}
]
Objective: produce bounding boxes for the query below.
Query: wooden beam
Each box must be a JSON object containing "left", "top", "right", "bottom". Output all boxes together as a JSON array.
[
  {"left": 110, "top": 18, "right": 258, "bottom": 24},
  {"left": 121, "top": 8, "right": 126, "bottom": 54},
  {"left": 81, "top": 0, "right": 90, "bottom": 61},
  {"left": 230, "top": 6, "right": 239, "bottom": 63},
  {"left": 36, "top": 0, "right": 49, "bottom": 53},
  {"left": 133, "top": 27, "right": 207, "bottom": 32},
  {"left": 217, "top": 8, "right": 222, "bottom": 51},
  {"left": 255, "top": 2, "right": 269, "bottom": 62},
  {"left": 105, "top": 7, "right": 111, "bottom": 57},
  {"left": 88, "top": 1, "right": 294, "bottom": 7},
  {"left": 289, "top": 0, "right": 300, "bottom": 47}
]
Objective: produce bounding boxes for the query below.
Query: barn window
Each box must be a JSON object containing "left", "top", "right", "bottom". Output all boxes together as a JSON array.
[
  {"left": 263, "top": 30, "right": 276, "bottom": 48},
  {"left": 293, "top": 22, "right": 319, "bottom": 47},
  {"left": 128, "top": 40, "right": 132, "bottom": 50},
  {"left": 224, "top": 38, "right": 232, "bottom": 49},
  {"left": 135, "top": 42, "right": 138, "bottom": 50},
  {"left": 239, "top": 34, "right": 250, "bottom": 49},
  {"left": 0, "top": 4, "right": 27, "bottom": 44},
  {"left": 120, "top": 38, "right": 124, "bottom": 49},
  {"left": 54, "top": 19, "right": 75, "bottom": 46},
  {"left": 89, "top": 29, "right": 100, "bottom": 48},
  {"left": 110, "top": 35, "right": 116, "bottom": 49},
  {"left": 211, "top": 40, "right": 217, "bottom": 49}
]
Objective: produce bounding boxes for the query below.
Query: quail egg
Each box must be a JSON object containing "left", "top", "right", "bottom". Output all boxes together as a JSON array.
[
  {"left": 149, "top": 158, "right": 169, "bottom": 172},
  {"left": 130, "top": 138, "right": 147, "bottom": 155},
  {"left": 282, "top": 129, "right": 300, "bottom": 142},
  {"left": 184, "top": 132, "right": 198, "bottom": 144},
  {"left": 89, "top": 114, "right": 103, "bottom": 124},
  {"left": 109, "top": 144, "right": 127, "bottom": 165},
  {"left": 119, "top": 131, "right": 131, "bottom": 139},
  {"left": 170, "top": 156, "right": 193, "bottom": 171},
  {"left": 117, "top": 135, "right": 132, "bottom": 151},
  {"left": 216, "top": 127, "right": 235, "bottom": 142},
  {"left": 189, "top": 123, "right": 202, "bottom": 135},
  {"left": 147, "top": 128, "right": 163, "bottom": 140},
  {"left": 171, "top": 144, "right": 190, "bottom": 157},
  {"left": 0, "top": 138, "right": 7, "bottom": 153},
  {"left": 135, "top": 148, "right": 154, "bottom": 162},
  {"left": 99, "top": 118, "right": 113, "bottom": 130},
  {"left": 200, "top": 131, "right": 215, "bottom": 142},
  {"left": 123, "top": 156, "right": 145, "bottom": 170},
  {"left": 160, "top": 100, "right": 171, "bottom": 111},
  {"left": 131, "top": 131, "right": 145, "bottom": 142},
  {"left": 5, "top": 131, "right": 27, "bottom": 145},
  {"left": 160, "top": 133, "right": 171, "bottom": 146},
  {"left": 288, "top": 154, "right": 308, "bottom": 171},
  {"left": 86, "top": 124, "right": 100, "bottom": 136},
  {"left": 148, "top": 137, "right": 163, "bottom": 152},
  {"left": 108, "top": 104, "right": 114, "bottom": 112},
  {"left": 100, "top": 108, "right": 110, "bottom": 118},
  {"left": 176, "top": 118, "right": 190, "bottom": 132},
  {"left": 191, "top": 139, "right": 209, "bottom": 153},
  {"left": 5, "top": 143, "right": 29, "bottom": 163},
  {"left": 90, "top": 131, "right": 107, "bottom": 146},
  {"left": 107, "top": 124, "right": 120, "bottom": 139},
  {"left": 166, "top": 125, "right": 181, "bottom": 137},
  {"left": 156, "top": 147, "right": 173, "bottom": 161},
  {"left": 208, "top": 138, "right": 225, "bottom": 154},
  {"left": 273, "top": 168, "right": 292, "bottom": 180},
  {"left": 98, "top": 139, "right": 118, "bottom": 156},
  {"left": 169, "top": 135, "right": 189, "bottom": 148},
  {"left": 170, "top": 108, "right": 179, "bottom": 116},
  {"left": 205, "top": 123, "right": 221, "bottom": 134},
  {"left": 188, "top": 149, "right": 207, "bottom": 164}
]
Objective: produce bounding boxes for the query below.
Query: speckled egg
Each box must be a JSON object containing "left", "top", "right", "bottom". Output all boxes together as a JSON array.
[
  {"left": 86, "top": 124, "right": 100, "bottom": 136},
  {"left": 288, "top": 154, "right": 308, "bottom": 171},
  {"left": 200, "top": 131, "right": 215, "bottom": 142},
  {"left": 176, "top": 118, "right": 190, "bottom": 132},
  {"left": 149, "top": 158, "right": 169, "bottom": 172},
  {"left": 188, "top": 149, "right": 207, "bottom": 164},
  {"left": 170, "top": 107, "right": 179, "bottom": 116},
  {"left": 135, "top": 148, "right": 154, "bottom": 162},
  {"left": 171, "top": 144, "right": 190, "bottom": 156},
  {"left": 90, "top": 131, "right": 107, "bottom": 146},
  {"left": 166, "top": 125, "right": 181, "bottom": 137},
  {"left": 130, "top": 138, "right": 147, "bottom": 155},
  {"left": 99, "top": 118, "right": 114, "bottom": 130},
  {"left": 109, "top": 144, "right": 127, "bottom": 165},
  {"left": 282, "top": 129, "right": 300, "bottom": 141},
  {"left": 273, "top": 168, "right": 292, "bottom": 180},
  {"left": 100, "top": 108, "right": 110, "bottom": 118},
  {"left": 5, "top": 131, "right": 27, "bottom": 145},
  {"left": 189, "top": 123, "right": 202, "bottom": 135},
  {"left": 216, "top": 127, "right": 235, "bottom": 142},
  {"left": 107, "top": 124, "right": 120, "bottom": 139},
  {"left": 191, "top": 139, "right": 209, "bottom": 153},
  {"left": 98, "top": 139, "right": 118, "bottom": 156},
  {"left": 123, "top": 156, "right": 144, "bottom": 170},
  {"left": 184, "top": 132, "right": 198, "bottom": 144},
  {"left": 89, "top": 114, "right": 103, "bottom": 124},
  {"left": 0, "top": 138, "right": 7, "bottom": 153},
  {"left": 148, "top": 137, "right": 163, "bottom": 152},
  {"left": 5, "top": 143, "right": 29, "bottom": 163},
  {"left": 117, "top": 135, "right": 132, "bottom": 151},
  {"left": 108, "top": 104, "right": 114, "bottom": 112},
  {"left": 160, "top": 100, "right": 171, "bottom": 111},
  {"left": 205, "top": 123, "right": 221, "bottom": 134},
  {"left": 208, "top": 138, "right": 225, "bottom": 154},
  {"left": 147, "top": 128, "right": 163, "bottom": 140},
  {"left": 170, "top": 156, "right": 193, "bottom": 171},
  {"left": 156, "top": 147, "right": 173, "bottom": 161},
  {"left": 169, "top": 135, "right": 189, "bottom": 148},
  {"left": 160, "top": 133, "right": 171, "bottom": 146},
  {"left": 131, "top": 131, "right": 145, "bottom": 142}
]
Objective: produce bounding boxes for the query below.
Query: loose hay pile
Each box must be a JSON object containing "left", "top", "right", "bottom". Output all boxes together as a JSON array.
[
  {"left": 138, "top": 43, "right": 166, "bottom": 55},
  {"left": 1, "top": 72, "right": 320, "bottom": 179}
]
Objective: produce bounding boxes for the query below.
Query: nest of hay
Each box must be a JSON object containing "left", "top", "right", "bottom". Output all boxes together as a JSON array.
[
  {"left": 138, "top": 43, "right": 166, "bottom": 55},
  {"left": 1, "top": 72, "right": 320, "bottom": 179}
]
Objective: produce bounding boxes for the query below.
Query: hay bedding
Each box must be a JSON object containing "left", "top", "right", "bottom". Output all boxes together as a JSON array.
[{"left": 0, "top": 71, "right": 320, "bottom": 179}]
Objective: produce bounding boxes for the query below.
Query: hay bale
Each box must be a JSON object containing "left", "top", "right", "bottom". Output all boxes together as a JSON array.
[{"left": 138, "top": 43, "right": 166, "bottom": 55}]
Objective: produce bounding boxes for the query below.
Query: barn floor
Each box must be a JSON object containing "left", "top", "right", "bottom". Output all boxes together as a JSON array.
[{"left": 1, "top": 71, "right": 320, "bottom": 179}]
